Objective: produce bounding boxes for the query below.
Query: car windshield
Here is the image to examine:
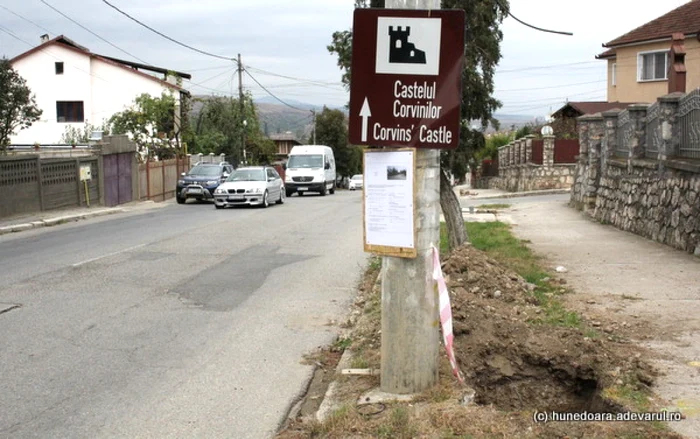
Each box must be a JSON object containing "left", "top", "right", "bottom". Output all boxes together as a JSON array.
[
  {"left": 287, "top": 154, "right": 323, "bottom": 168},
  {"left": 228, "top": 169, "right": 265, "bottom": 182},
  {"left": 188, "top": 165, "right": 221, "bottom": 176},
  {"left": 351, "top": 174, "right": 363, "bottom": 181}
]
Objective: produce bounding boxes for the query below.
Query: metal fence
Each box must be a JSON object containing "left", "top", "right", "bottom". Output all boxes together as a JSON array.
[
  {"left": 616, "top": 110, "right": 633, "bottom": 158},
  {"left": 530, "top": 140, "right": 544, "bottom": 164},
  {"left": 553, "top": 139, "right": 580, "bottom": 163},
  {"left": 645, "top": 102, "right": 660, "bottom": 159},
  {"left": 679, "top": 88, "right": 700, "bottom": 159}
]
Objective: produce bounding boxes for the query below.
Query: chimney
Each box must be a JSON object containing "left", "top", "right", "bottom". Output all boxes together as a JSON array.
[
  {"left": 669, "top": 32, "right": 686, "bottom": 94},
  {"left": 40, "top": 34, "right": 50, "bottom": 44}
]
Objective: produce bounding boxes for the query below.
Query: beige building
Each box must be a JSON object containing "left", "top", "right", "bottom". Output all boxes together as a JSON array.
[{"left": 597, "top": 1, "right": 700, "bottom": 103}]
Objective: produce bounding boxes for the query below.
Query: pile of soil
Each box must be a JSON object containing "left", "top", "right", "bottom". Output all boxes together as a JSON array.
[{"left": 443, "top": 244, "right": 655, "bottom": 413}]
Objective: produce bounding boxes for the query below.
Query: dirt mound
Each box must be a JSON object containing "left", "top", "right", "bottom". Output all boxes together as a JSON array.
[
  {"left": 442, "top": 243, "right": 535, "bottom": 303},
  {"left": 442, "top": 244, "right": 656, "bottom": 413}
]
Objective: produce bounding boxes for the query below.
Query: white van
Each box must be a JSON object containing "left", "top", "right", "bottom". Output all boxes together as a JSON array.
[{"left": 284, "top": 145, "right": 336, "bottom": 196}]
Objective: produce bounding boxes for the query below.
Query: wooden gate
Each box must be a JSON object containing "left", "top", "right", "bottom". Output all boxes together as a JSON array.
[{"left": 104, "top": 153, "right": 133, "bottom": 207}]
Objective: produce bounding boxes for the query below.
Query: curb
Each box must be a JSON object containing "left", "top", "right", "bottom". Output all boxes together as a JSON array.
[
  {"left": 463, "top": 188, "right": 571, "bottom": 200},
  {"left": 316, "top": 348, "right": 354, "bottom": 422},
  {"left": 0, "top": 208, "right": 125, "bottom": 236}
]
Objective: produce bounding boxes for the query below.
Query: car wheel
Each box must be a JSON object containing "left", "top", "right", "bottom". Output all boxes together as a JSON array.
[
  {"left": 176, "top": 195, "right": 185, "bottom": 204},
  {"left": 262, "top": 190, "right": 269, "bottom": 208},
  {"left": 277, "top": 189, "right": 285, "bottom": 204},
  {"left": 286, "top": 189, "right": 293, "bottom": 198},
  {"left": 215, "top": 204, "right": 224, "bottom": 209},
  {"left": 320, "top": 184, "right": 327, "bottom": 196},
  {"left": 329, "top": 182, "right": 335, "bottom": 194}
]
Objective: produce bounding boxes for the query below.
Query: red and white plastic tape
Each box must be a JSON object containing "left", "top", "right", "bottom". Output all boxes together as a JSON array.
[{"left": 431, "top": 245, "right": 464, "bottom": 384}]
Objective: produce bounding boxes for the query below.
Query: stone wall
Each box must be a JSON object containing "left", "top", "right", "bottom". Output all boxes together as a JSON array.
[
  {"left": 490, "top": 164, "right": 575, "bottom": 192},
  {"left": 571, "top": 92, "right": 700, "bottom": 255},
  {"left": 490, "top": 135, "right": 576, "bottom": 192}
]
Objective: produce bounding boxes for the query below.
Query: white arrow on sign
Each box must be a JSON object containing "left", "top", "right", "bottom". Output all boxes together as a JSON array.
[{"left": 360, "top": 97, "right": 372, "bottom": 143}]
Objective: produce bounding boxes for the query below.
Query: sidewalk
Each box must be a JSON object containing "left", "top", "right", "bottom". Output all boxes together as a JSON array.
[
  {"left": 452, "top": 185, "right": 571, "bottom": 200},
  {"left": 507, "top": 195, "right": 700, "bottom": 439},
  {"left": 0, "top": 200, "right": 169, "bottom": 236}
]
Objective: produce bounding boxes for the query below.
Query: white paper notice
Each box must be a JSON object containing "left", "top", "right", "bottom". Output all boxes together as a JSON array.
[{"left": 364, "top": 150, "right": 414, "bottom": 249}]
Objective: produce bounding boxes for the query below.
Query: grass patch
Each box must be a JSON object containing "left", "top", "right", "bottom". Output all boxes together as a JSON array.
[
  {"left": 376, "top": 406, "right": 417, "bottom": 439},
  {"left": 602, "top": 374, "right": 652, "bottom": 412},
  {"left": 441, "top": 221, "right": 586, "bottom": 329},
  {"left": 332, "top": 336, "right": 352, "bottom": 352},
  {"left": 350, "top": 355, "right": 370, "bottom": 369},
  {"left": 368, "top": 256, "right": 382, "bottom": 272}
]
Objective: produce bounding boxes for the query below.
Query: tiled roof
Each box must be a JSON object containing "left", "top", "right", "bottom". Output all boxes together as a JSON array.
[
  {"left": 552, "top": 102, "right": 635, "bottom": 118},
  {"left": 604, "top": 1, "right": 700, "bottom": 47},
  {"left": 10, "top": 35, "right": 190, "bottom": 90},
  {"left": 596, "top": 47, "right": 617, "bottom": 59},
  {"left": 269, "top": 132, "right": 299, "bottom": 141}
]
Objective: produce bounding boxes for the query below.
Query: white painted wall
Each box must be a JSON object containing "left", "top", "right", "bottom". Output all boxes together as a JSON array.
[
  {"left": 10, "top": 43, "right": 177, "bottom": 145},
  {"left": 11, "top": 45, "right": 91, "bottom": 145},
  {"left": 90, "top": 57, "right": 174, "bottom": 129}
]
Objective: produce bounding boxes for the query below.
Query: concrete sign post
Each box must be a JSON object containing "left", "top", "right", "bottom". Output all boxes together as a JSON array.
[{"left": 350, "top": 0, "right": 464, "bottom": 395}]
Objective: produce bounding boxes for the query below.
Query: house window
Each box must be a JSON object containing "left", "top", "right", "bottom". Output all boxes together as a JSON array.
[
  {"left": 612, "top": 63, "right": 617, "bottom": 87},
  {"left": 55, "top": 62, "right": 64, "bottom": 75},
  {"left": 638, "top": 51, "right": 668, "bottom": 81},
  {"left": 56, "top": 101, "right": 84, "bottom": 123}
]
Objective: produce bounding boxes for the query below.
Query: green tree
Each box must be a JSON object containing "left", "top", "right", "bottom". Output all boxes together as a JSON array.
[
  {"left": 0, "top": 58, "right": 42, "bottom": 152},
  {"left": 315, "top": 106, "right": 361, "bottom": 180},
  {"left": 109, "top": 92, "right": 183, "bottom": 160},
  {"left": 188, "top": 93, "right": 274, "bottom": 166},
  {"left": 328, "top": 0, "right": 509, "bottom": 251},
  {"left": 477, "top": 132, "right": 512, "bottom": 161},
  {"left": 59, "top": 121, "right": 111, "bottom": 145},
  {"left": 515, "top": 124, "right": 533, "bottom": 139}
]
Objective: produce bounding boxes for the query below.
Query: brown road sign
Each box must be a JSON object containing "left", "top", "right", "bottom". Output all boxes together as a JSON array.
[{"left": 349, "top": 9, "right": 465, "bottom": 149}]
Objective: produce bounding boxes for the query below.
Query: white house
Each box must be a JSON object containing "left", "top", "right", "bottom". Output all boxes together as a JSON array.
[{"left": 9, "top": 35, "right": 191, "bottom": 145}]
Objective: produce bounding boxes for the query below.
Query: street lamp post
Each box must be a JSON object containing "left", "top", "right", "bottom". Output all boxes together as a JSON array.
[{"left": 242, "top": 119, "right": 248, "bottom": 165}]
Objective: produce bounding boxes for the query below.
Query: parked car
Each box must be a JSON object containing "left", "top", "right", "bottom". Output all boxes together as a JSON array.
[
  {"left": 177, "top": 162, "right": 233, "bottom": 204},
  {"left": 213, "top": 166, "right": 284, "bottom": 208},
  {"left": 349, "top": 174, "right": 364, "bottom": 190},
  {"left": 284, "top": 145, "right": 336, "bottom": 197}
]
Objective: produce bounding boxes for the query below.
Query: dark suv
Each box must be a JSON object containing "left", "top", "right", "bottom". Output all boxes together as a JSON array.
[{"left": 177, "top": 162, "right": 233, "bottom": 204}]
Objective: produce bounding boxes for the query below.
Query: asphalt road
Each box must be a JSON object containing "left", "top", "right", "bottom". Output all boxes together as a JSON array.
[{"left": 0, "top": 191, "right": 367, "bottom": 438}]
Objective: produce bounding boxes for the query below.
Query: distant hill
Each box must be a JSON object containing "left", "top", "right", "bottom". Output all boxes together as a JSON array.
[
  {"left": 256, "top": 102, "right": 314, "bottom": 140},
  {"left": 190, "top": 96, "right": 536, "bottom": 140},
  {"left": 492, "top": 114, "right": 543, "bottom": 131}
]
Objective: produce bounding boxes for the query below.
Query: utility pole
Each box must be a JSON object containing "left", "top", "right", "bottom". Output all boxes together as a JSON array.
[
  {"left": 238, "top": 53, "right": 247, "bottom": 165},
  {"left": 311, "top": 110, "right": 316, "bottom": 144},
  {"left": 380, "top": 0, "right": 441, "bottom": 394}
]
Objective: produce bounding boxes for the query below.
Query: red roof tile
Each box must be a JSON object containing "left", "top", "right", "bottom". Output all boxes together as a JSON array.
[
  {"left": 552, "top": 102, "right": 635, "bottom": 118},
  {"left": 10, "top": 35, "right": 189, "bottom": 91},
  {"left": 596, "top": 47, "right": 617, "bottom": 59},
  {"left": 604, "top": 1, "right": 700, "bottom": 47}
]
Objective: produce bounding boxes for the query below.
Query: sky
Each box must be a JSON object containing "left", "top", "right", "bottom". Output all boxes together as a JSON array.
[{"left": 0, "top": 0, "right": 692, "bottom": 119}]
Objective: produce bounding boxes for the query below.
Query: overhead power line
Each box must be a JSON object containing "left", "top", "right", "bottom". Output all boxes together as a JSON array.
[
  {"left": 0, "top": 4, "right": 55, "bottom": 36},
  {"left": 101, "top": 0, "right": 236, "bottom": 63},
  {"left": 497, "top": 61, "right": 597, "bottom": 74},
  {"left": 244, "top": 70, "right": 308, "bottom": 111},
  {"left": 40, "top": 0, "right": 149, "bottom": 64},
  {"left": 497, "top": 0, "right": 573, "bottom": 36},
  {"left": 0, "top": 24, "right": 112, "bottom": 84},
  {"left": 497, "top": 79, "right": 606, "bottom": 93}
]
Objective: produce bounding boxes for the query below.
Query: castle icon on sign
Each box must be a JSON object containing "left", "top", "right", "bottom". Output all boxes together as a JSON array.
[{"left": 389, "top": 26, "right": 426, "bottom": 64}]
